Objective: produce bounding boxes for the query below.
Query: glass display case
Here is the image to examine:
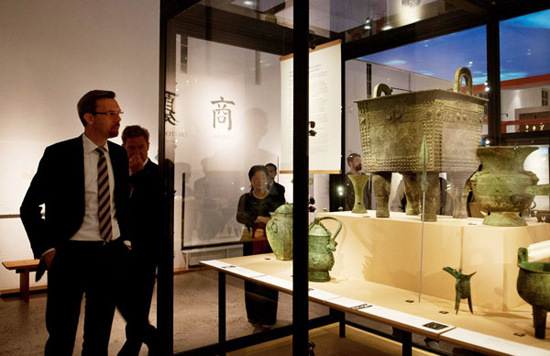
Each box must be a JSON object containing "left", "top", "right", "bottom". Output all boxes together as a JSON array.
[{"left": 159, "top": 1, "right": 550, "bottom": 354}]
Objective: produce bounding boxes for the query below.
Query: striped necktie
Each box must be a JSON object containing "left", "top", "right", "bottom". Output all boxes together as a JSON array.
[{"left": 96, "top": 147, "right": 113, "bottom": 242}]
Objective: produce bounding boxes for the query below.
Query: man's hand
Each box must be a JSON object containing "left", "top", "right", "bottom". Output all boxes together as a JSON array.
[
  {"left": 128, "top": 153, "right": 145, "bottom": 175},
  {"left": 42, "top": 250, "right": 56, "bottom": 269}
]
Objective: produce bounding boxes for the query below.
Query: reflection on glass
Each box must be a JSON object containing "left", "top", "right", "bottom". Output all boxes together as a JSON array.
[
  {"left": 204, "top": 0, "right": 454, "bottom": 42},
  {"left": 500, "top": 9, "right": 550, "bottom": 134},
  {"left": 172, "top": 36, "right": 282, "bottom": 249},
  {"left": 359, "top": 26, "right": 487, "bottom": 84},
  {"left": 524, "top": 145, "right": 550, "bottom": 211},
  {"left": 356, "top": 26, "right": 488, "bottom": 136}
]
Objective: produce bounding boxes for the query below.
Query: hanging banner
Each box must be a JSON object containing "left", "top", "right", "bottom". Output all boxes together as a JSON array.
[{"left": 280, "top": 39, "right": 342, "bottom": 174}]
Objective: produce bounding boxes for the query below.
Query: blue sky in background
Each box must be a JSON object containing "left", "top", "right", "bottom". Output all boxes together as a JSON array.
[{"left": 359, "top": 9, "right": 550, "bottom": 85}]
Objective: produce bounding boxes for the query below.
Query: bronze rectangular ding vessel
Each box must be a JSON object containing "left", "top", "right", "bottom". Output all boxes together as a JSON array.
[{"left": 355, "top": 67, "right": 487, "bottom": 221}]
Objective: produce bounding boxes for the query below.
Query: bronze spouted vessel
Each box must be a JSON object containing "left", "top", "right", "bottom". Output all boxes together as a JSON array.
[
  {"left": 308, "top": 217, "right": 342, "bottom": 282},
  {"left": 517, "top": 248, "right": 550, "bottom": 339},
  {"left": 471, "top": 146, "right": 550, "bottom": 226},
  {"left": 266, "top": 203, "right": 293, "bottom": 260},
  {"left": 355, "top": 67, "right": 486, "bottom": 221}
]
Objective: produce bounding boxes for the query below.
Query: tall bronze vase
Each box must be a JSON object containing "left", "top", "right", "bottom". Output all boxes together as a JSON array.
[{"left": 348, "top": 174, "right": 369, "bottom": 214}]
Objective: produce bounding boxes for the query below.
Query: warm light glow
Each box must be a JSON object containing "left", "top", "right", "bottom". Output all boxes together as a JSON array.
[
  {"left": 398, "top": 4, "right": 421, "bottom": 26},
  {"left": 364, "top": 17, "right": 372, "bottom": 30}
]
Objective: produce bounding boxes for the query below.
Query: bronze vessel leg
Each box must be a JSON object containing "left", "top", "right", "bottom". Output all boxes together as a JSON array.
[{"left": 372, "top": 172, "right": 391, "bottom": 218}]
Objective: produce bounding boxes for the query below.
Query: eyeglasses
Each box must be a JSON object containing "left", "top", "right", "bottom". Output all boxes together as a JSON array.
[{"left": 93, "top": 111, "right": 124, "bottom": 117}]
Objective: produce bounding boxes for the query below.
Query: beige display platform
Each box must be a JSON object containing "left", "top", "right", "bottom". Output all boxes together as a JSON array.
[
  {"left": 317, "top": 211, "right": 549, "bottom": 311},
  {"left": 204, "top": 254, "right": 550, "bottom": 354}
]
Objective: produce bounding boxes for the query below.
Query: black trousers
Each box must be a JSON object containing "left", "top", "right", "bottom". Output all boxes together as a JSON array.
[
  {"left": 45, "top": 239, "right": 129, "bottom": 356},
  {"left": 117, "top": 249, "right": 158, "bottom": 356},
  {"left": 243, "top": 240, "right": 279, "bottom": 326}
]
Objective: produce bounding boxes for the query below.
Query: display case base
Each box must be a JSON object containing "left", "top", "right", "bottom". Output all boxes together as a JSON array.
[{"left": 317, "top": 211, "right": 550, "bottom": 311}]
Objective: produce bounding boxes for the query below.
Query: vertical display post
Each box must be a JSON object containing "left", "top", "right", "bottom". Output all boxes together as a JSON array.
[
  {"left": 487, "top": 15, "right": 501, "bottom": 145},
  {"left": 293, "top": 0, "right": 310, "bottom": 354},
  {"left": 158, "top": 3, "right": 176, "bottom": 354}
]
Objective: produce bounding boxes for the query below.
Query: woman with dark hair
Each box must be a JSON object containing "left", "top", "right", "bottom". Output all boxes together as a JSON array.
[{"left": 236, "top": 165, "right": 284, "bottom": 329}]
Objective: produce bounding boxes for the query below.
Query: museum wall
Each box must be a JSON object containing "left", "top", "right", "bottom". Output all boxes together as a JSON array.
[{"left": 0, "top": 0, "right": 159, "bottom": 291}]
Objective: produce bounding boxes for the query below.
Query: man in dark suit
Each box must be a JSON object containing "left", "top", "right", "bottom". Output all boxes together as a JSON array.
[
  {"left": 118, "top": 125, "right": 161, "bottom": 356},
  {"left": 265, "top": 163, "right": 286, "bottom": 202},
  {"left": 20, "top": 90, "right": 131, "bottom": 356}
]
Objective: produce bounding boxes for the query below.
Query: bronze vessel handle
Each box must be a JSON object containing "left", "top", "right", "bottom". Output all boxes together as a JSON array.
[
  {"left": 453, "top": 67, "right": 473, "bottom": 95},
  {"left": 317, "top": 216, "right": 342, "bottom": 251},
  {"left": 373, "top": 83, "right": 392, "bottom": 98}
]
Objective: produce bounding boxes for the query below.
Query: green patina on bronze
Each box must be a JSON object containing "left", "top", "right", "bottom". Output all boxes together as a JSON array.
[
  {"left": 471, "top": 146, "right": 550, "bottom": 226},
  {"left": 308, "top": 216, "right": 342, "bottom": 282},
  {"left": 517, "top": 248, "right": 550, "bottom": 339},
  {"left": 355, "top": 68, "right": 486, "bottom": 221},
  {"left": 266, "top": 203, "right": 293, "bottom": 261},
  {"left": 443, "top": 267, "right": 476, "bottom": 314},
  {"left": 348, "top": 174, "right": 369, "bottom": 214}
]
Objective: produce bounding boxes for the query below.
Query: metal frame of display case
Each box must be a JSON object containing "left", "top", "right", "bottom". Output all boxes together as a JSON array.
[{"left": 159, "top": 1, "right": 550, "bottom": 354}]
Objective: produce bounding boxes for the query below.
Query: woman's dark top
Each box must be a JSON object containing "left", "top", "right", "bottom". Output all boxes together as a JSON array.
[
  {"left": 236, "top": 192, "right": 285, "bottom": 229},
  {"left": 236, "top": 191, "right": 284, "bottom": 325}
]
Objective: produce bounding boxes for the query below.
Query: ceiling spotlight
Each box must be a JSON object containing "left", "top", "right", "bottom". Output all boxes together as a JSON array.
[
  {"left": 243, "top": 0, "right": 255, "bottom": 6},
  {"left": 382, "top": 24, "right": 393, "bottom": 31}
]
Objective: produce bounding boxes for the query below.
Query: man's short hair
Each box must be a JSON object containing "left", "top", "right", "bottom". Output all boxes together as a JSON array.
[
  {"left": 347, "top": 153, "right": 360, "bottom": 166},
  {"left": 265, "top": 163, "right": 277, "bottom": 171},
  {"left": 122, "top": 125, "right": 150, "bottom": 144},
  {"left": 77, "top": 90, "right": 116, "bottom": 126}
]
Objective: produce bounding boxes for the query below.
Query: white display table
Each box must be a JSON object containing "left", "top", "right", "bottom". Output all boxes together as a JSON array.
[
  {"left": 202, "top": 254, "right": 550, "bottom": 355},
  {"left": 318, "top": 211, "right": 550, "bottom": 311}
]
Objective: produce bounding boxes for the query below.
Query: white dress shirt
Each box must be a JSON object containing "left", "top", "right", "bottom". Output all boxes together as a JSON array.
[{"left": 70, "top": 134, "right": 121, "bottom": 241}]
